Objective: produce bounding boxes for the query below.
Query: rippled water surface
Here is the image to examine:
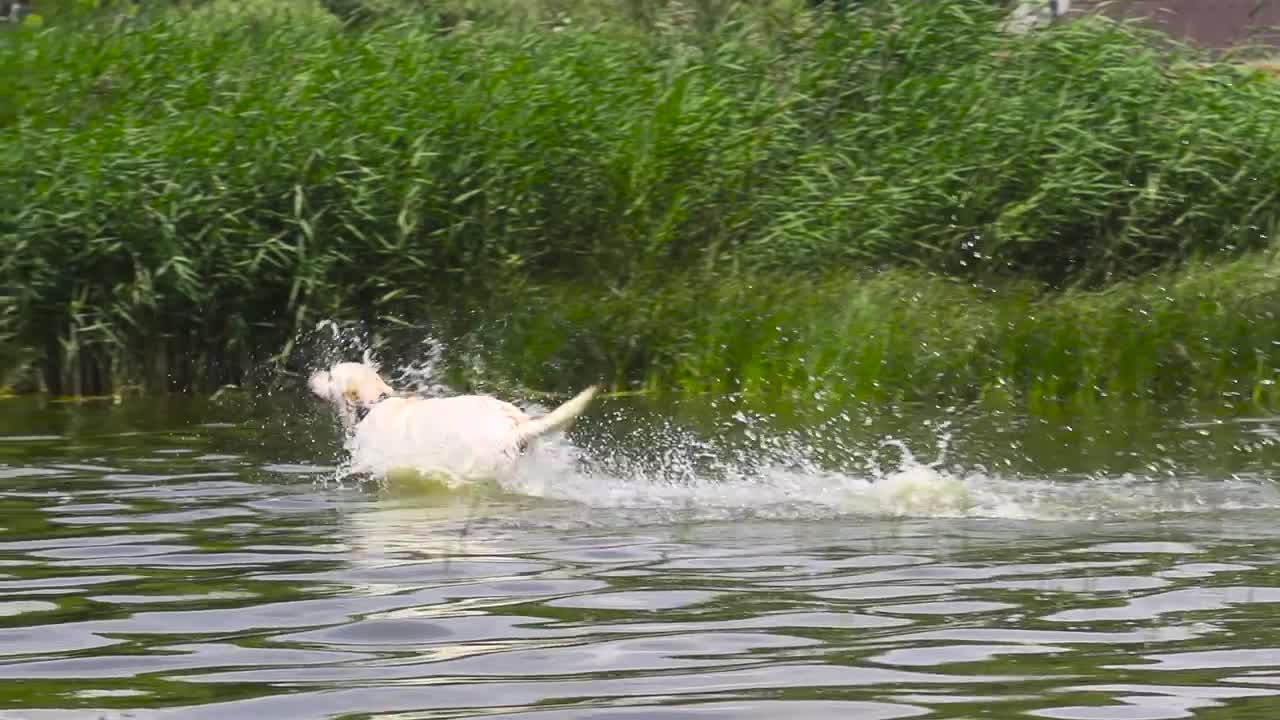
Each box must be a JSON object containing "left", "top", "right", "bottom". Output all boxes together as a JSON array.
[{"left": 6, "top": 394, "right": 1280, "bottom": 719}]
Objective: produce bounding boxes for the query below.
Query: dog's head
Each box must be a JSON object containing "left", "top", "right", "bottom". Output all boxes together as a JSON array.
[{"left": 309, "top": 361, "right": 396, "bottom": 430}]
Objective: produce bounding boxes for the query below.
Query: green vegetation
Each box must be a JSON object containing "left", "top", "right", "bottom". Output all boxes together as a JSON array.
[
  {"left": 455, "top": 255, "right": 1280, "bottom": 412},
  {"left": 3, "top": 0, "right": 1280, "bottom": 410}
]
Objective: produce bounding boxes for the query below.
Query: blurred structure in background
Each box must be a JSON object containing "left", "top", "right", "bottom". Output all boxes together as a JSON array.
[
  {"left": 2, "top": 0, "right": 30, "bottom": 23},
  {"left": 1072, "top": 0, "right": 1280, "bottom": 49}
]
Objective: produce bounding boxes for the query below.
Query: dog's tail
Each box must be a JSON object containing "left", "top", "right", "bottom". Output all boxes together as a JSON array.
[{"left": 516, "top": 386, "right": 599, "bottom": 445}]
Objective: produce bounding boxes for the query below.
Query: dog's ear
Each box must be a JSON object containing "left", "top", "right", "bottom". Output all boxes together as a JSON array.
[{"left": 308, "top": 370, "right": 333, "bottom": 399}]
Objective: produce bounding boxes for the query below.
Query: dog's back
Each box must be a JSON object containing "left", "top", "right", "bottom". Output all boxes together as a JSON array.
[
  {"left": 348, "top": 396, "right": 523, "bottom": 481},
  {"left": 342, "top": 384, "right": 598, "bottom": 485}
]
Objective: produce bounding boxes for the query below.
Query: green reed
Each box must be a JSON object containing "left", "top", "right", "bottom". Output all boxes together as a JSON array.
[
  {"left": 459, "top": 252, "right": 1280, "bottom": 412},
  {"left": 4, "top": 0, "right": 1280, "bottom": 403}
]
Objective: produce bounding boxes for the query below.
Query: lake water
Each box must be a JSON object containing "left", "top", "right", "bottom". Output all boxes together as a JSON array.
[{"left": 5, "top": 393, "right": 1280, "bottom": 719}]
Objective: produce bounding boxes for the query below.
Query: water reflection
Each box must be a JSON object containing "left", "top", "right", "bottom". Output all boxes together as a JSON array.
[{"left": 1, "top": 396, "right": 1280, "bottom": 719}]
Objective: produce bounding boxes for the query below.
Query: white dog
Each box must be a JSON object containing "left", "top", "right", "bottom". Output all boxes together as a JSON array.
[{"left": 309, "top": 361, "right": 598, "bottom": 486}]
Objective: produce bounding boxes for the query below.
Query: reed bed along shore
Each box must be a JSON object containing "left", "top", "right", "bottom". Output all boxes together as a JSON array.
[
  {"left": 4, "top": 0, "right": 1280, "bottom": 411},
  {"left": 475, "top": 254, "right": 1280, "bottom": 410}
]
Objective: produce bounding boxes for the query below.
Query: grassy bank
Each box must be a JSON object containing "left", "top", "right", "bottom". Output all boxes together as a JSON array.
[
  {"left": 445, "top": 251, "right": 1280, "bottom": 413},
  {"left": 4, "top": 0, "right": 1280, "bottom": 408}
]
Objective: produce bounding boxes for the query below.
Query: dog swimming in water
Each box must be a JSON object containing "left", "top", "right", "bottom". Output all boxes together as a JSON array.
[{"left": 309, "top": 361, "right": 597, "bottom": 486}]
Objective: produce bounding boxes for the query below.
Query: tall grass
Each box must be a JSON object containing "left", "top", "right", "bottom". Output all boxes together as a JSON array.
[
  {"left": 4, "top": 0, "right": 1280, "bottom": 401},
  {"left": 449, "top": 251, "right": 1280, "bottom": 412}
]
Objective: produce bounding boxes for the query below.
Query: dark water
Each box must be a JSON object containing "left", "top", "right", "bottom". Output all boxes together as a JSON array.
[{"left": 5, "top": 394, "right": 1280, "bottom": 719}]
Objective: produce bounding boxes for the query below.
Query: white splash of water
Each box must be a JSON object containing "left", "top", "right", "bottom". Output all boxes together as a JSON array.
[
  {"left": 504, "top": 429, "right": 975, "bottom": 521},
  {"left": 385, "top": 335, "right": 453, "bottom": 398},
  {"left": 502, "top": 435, "right": 1280, "bottom": 524},
  {"left": 301, "top": 322, "right": 1280, "bottom": 524}
]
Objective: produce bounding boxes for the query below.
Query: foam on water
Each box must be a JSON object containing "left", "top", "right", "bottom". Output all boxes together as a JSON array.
[{"left": 500, "top": 434, "right": 1280, "bottom": 523}]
